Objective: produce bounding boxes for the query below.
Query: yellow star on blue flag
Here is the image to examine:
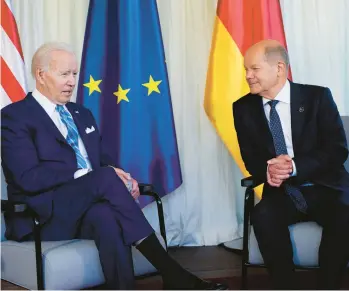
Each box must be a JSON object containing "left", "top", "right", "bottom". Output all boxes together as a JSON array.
[
  {"left": 142, "top": 75, "right": 162, "bottom": 96},
  {"left": 83, "top": 75, "right": 102, "bottom": 95},
  {"left": 113, "top": 84, "right": 130, "bottom": 104}
]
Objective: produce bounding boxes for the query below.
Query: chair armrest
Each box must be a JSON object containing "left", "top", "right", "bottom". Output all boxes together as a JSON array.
[
  {"left": 241, "top": 177, "right": 258, "bottom": 265},
  {"left": 139, "top": 183, "right": 154, "bottom": 193},
  {"left": 242, "top": 177, "right": 255, "bottom": 219},
  {"left": 1, "top": 199, "right": 28, "bottom": 213},
  {"left": 241, "top": 176, "right": 262, "bottom": 188},
  {"left": 139, "top": 183, "right": 167, "bottom": 249},
  {"left": 1, "top": 199, "right": 44, "bottom": 288}
]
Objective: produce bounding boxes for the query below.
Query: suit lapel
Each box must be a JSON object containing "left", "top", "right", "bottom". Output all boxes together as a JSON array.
[
  {"left": 290, "top": 82, "right": 306, "bottom": 153},
  {"left": 66, "top": 104, "right": 85, "bottom": 138},
  {"left": 251, "top": 95, "right": 275, "bottom": 155},
  {"left": 25, "top": 94, "right": 67, "bottom": 145},
  {"left": 247, "top": 82, "right": 306, "bottom": 157}
]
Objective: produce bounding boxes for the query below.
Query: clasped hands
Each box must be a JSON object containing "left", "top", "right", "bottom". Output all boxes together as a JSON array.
[
  {"left": 267, "top": 154, "right": 293, "bottom": 187},
  {"left": 110, "top": 167, "right": 140, "bottom": 200}
]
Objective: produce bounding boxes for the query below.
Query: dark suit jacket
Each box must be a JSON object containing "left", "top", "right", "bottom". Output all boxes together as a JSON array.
[
  {"left": 233, "top": 82, "right": 349, "bottom": 199},
  {"left": 1, "top": 93, "right": 117, "bottom": 240}
]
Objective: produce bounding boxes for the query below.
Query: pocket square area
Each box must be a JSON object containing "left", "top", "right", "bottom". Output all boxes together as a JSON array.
[{"left": 85, "top": 126, "right": 95, "bottom": 134}]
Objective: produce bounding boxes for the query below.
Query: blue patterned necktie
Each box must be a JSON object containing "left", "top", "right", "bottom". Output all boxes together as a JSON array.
[
  {"left": 56, "top": 105, "right": 88, "bottom": 169},
  {"left": 268, "top": 100, "right": 307, "bottom": 213}
]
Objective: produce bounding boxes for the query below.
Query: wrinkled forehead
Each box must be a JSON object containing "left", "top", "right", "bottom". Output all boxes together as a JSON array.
[
  {"left": 48, "top": 50, "right": 78, "bottom": 71},
  {"left": 244, "top": 48, "right": 267, "bottom": 67}
]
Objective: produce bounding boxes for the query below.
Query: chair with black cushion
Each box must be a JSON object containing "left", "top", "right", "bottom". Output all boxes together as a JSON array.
[
  {"left": 1, "top": 177, "right": 167, "bottom": 290},
  {"left": 240, "top": 116, "right": 349, "bottom": 289}
]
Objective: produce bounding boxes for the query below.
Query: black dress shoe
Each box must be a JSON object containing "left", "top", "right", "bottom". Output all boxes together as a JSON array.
[{"left": 164, "top": 279, "right": 229, "bottom": 290}]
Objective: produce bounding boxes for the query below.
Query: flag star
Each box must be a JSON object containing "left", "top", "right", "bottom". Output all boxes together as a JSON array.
[
  {"left": 113, "top": 84, "right": 130, "bottom": 104},
  {"left": 142, "top": 75, "right": 162, "bottom": 96},
  {"left": 83, "top": 75, "right": 102, "bottom": 96}
]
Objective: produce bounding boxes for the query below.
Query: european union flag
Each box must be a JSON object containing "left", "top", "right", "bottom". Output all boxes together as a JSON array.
[{"left": 77, "top": 0, "right": 182, "bottom": 207}]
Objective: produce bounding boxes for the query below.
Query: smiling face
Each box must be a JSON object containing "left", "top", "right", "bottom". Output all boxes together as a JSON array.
[
  {"left": 244, "top": 47, "right": 279, "bottom": 98},
  {"left": 243, "top": 41, "right": 288, "bottom": 99},
  {"left": 36, "top": 50, "right": 78, "bottom": 104}
]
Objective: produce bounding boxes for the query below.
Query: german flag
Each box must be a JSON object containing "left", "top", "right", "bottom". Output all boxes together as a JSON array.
[{"left": 204, "top": 0, "right": 289, "bottom": 196}]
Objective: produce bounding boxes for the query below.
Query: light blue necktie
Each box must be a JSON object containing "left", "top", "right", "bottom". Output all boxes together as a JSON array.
[
  {"left": 268, "top": 100, "right": 308, "bottom": 213},
  {"left": 56, "top": 105, "right": 88, "bottom": 169}
]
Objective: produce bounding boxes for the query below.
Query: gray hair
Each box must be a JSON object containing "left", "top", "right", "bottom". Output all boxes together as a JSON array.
[
  {"left": 264, "top": 45, "right": 290, "bottom": 68},
  {"left": 31, "top": 42, "right": 76, "bottom": 77}
]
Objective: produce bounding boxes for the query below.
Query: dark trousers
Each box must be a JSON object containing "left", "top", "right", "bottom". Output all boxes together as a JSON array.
[
  {"left": 251, "top": 185, "right": 349, "bottom": 289},
  {"left": 34, "top": 167, "right": 154, "bottom": 289}
]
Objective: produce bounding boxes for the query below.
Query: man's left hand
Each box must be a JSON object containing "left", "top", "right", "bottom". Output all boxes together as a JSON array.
[{"left": 130, "top": 178, "right": 140, "bottom": 200}]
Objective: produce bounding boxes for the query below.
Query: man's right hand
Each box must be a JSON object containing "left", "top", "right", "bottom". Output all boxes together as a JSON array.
[
  {"left": 267, "top": 155, "right": 293, "bottom": 187},
  {"left": 110, "top": 167, "right": 140, "bottom": 200}
]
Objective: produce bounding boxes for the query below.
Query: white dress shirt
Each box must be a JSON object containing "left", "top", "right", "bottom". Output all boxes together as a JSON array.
[
  {"left": 262, "top": 80, "right": 297, "bottom": 175},
  {"left": 32, "top": 89, "right": 92, "bottom": 178}
]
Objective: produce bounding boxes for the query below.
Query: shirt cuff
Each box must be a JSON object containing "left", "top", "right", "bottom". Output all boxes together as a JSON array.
[
  {"left": 266, "top": 163, "right": 270, "bottom": 179},
  {"left": 74, "top": 168, "right": 92, "bottom": 179},
  {"left": 291, "top": 160, "right": 297, "bottom": 176}
]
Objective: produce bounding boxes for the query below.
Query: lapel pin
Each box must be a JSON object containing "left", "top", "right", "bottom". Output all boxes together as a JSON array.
[
  {"left": 75, "top": 111, "right": 79, "bottom": 114},
  {"left": 299, "top": 106, "right": 304, "bottom": 113}
]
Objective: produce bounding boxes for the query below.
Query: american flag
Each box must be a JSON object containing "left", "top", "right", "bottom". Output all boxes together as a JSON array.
[{"left": 1, "top": 0, "right": 27, "bottom": 109}]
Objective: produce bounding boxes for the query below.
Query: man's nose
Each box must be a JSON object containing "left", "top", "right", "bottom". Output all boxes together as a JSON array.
[
  {"left": 245, "top": 70, "right": 253, "bottom": 80},
  {"left": 67, "top": 75, "right": 76, "bottom": 86}
]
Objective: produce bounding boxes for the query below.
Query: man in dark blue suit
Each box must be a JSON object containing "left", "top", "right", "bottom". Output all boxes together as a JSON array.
[
  {"left": 233, "top": 40, "right": 349, "bottom": 289},
  {"left": 1, "top": 42, "right": 227, "bottom": 290}
]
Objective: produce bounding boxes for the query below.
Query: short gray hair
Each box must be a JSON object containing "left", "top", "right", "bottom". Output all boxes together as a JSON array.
[
  {"left": 31, "top": 42, "right": 76, "bottom": 77},
  {"left": 264, "top": 45, "right": 290, "bottom": 68}
]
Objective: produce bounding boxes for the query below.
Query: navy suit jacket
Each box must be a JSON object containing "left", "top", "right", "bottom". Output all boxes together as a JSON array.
[
  {"left": 233, "top": 82, "right": 349, "bottom": 201},
  {"left": 1, "top": 93, "right": 117, "bottom": 240}
]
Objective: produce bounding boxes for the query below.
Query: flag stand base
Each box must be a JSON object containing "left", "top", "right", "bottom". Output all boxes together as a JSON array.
[{"left": 220, "top": 238, "right": 243, "bottom": 255}]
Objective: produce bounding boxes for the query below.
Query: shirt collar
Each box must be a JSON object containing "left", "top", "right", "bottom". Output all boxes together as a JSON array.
[
  {"left": 32, "top": 88, "right": 64, "bottom": 117},
  {"left": 262, "top": 80, "right": 290, "bottom": 106}
]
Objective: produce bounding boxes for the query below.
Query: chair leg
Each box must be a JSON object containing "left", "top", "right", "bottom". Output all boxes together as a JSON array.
[
  {"left": 33, "top": 218, "right": 44, "bottom": 290},
  {"left": 241, "top": 186, "right": 253, "bottom": 290},
  {"left": 241, "top": 264, "right": 247, "bottom": 290},
  {"left": 153, "top": 192, "right": 167, "bottom": 249}
]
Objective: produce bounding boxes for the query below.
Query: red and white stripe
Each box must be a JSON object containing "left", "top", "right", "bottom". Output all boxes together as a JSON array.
[{"left": 1, "top": 0, "right": 27, "bottom": 109}]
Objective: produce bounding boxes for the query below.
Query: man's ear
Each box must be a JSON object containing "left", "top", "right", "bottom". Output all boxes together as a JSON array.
[
  {"left": 36, "top": 68, "right": 46, "bottom": 85},
  {"left": 277, "top": 61, "right": 286, "bottom": 76}
]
